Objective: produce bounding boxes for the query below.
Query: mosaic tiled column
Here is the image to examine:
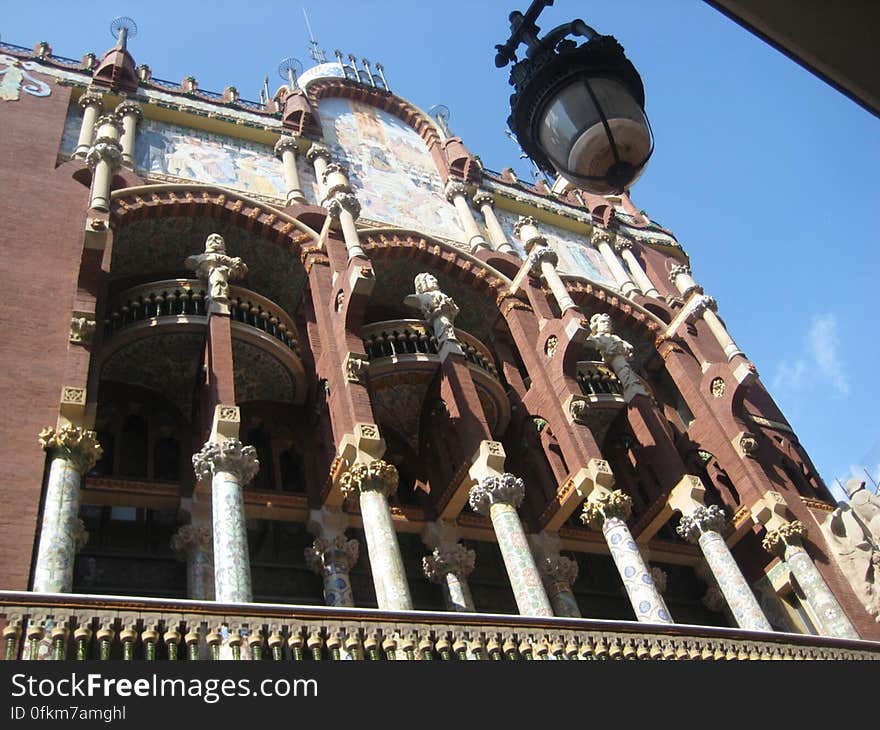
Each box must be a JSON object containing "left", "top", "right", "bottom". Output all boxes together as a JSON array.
[
  {"left": 538, "top": 555, "right": 582, "bottom": 618},
  {"left": 469, "top": 474, "right": 553, "bottom": 617},
  {"left": 192, "top": 440, "right": 259, "bottom": 603},
  {"left": 305, "top": 535, "right": 359, "bottom": 607},
  {"left": 614, "top": 236, "right": 659, "bottom": 297},
  {"left": 472, "top": 191, "right": 515, "bottom": 254},
  {"left": 274, "top": 135, "right": 306, "bottom": 205},
  {"left": 581, "top": 490, "right": 673, "bottom": 624},
  {"left": 445, "top": 180, "right": 488, "bottom": 253},
  {"left": 171, "top": 524, "right": 215, "bottom": 601},
  {"left": 762, "top": 521, "right": 859, "bottom": 639},
  {"left": 339, "top": 461, "right": 412, "bottom": 611},
  {"left": 33, "top": 426, "right": 102, "bottom": 593},
  {"left": 115, "top": 99, "right": 141, "bottom": 169},
  {"left": 677, "top": 505, "right": 772, "bottom": 631},
  {"left": 74, "top": 92, "right": 103, "bottom": 158},
  {"left": 423, "top": 543, "right": 476, "bottom": 612},
  {"left": 85, "top": 114, "right": 123, "bottom": 211},
  {"left": 591, "top": 227, "right": 639, "bottom": 297}
]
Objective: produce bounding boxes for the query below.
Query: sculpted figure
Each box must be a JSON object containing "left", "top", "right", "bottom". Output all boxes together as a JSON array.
[
  {"left": 185, "top": 233, "right": 248, "bottom": 310},
  {"left": 403, "top": 273, "right": 459, "bottom": 347},
  {"left": 847, "top": 479, "right": 880, "bottom": 542},
  {"left": 586, "top": 313, "right": 648, "bottom": 400}
]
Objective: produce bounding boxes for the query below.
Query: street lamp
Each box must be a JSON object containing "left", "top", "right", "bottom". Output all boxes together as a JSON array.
[{"left": 496, "top": 0, "right": 653, "bottom": 194}]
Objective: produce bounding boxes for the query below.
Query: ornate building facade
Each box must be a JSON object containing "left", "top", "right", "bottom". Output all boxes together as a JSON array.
[{"left": 0, "top": 31, "right": 878, "bottom": 661}]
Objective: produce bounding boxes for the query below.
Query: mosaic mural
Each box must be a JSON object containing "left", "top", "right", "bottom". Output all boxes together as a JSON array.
[
  {"left": 495, "top": 209, "right": 617, "bottom": 289},
  {"left": 317, "top": 97, "right": 465, "bottom": 242},
  {"left": 0, "top": 54, "right": 51, "bottom": 101}
]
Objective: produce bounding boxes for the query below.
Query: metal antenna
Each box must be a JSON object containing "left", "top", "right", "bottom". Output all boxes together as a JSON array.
[
  {"left": 428, "top": 104, "right": 452, "bottom": 137},
  {"left": 303, "top": 8, "right": 326, "bottom": 64},
  {"left": 109, "top": 16, "right": 138, "bottom": 49},
  {"left": 864, "top": 467, "right": 879, "bottom": 490},
  {"left": 278, "top": 57, "right": 303, "bottom": 90}
]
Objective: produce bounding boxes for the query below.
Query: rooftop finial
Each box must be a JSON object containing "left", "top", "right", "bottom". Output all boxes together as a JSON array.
[
  {"left": 109, "top": 16, "right": 137, "bottom": 50},
  {"left": 303, "top": 8, "right": 327, "bottom": 64},
  {"left": 428, "top": 104, "right": 452, "bottom": 137},
  {"left": 278, "top": 57, "right": 303, "bottom": 91}
]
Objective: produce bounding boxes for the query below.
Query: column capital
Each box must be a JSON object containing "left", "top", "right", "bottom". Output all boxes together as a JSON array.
[
  {"left": 471, "top": 190, "right": 494, "bottom": 208},
  {"left": 580, "top": 489, "right": 633, "bottom": 528},
  {"left": 78, "top": 91, "right": 104, "bottom": 110},
  {"left": 613, "top": 236, "right": 633, "bottom": 253},
  {"left": 468, "top": 472, "right": 525, "bottom": 515},
  {"left": 538, "top": 555, "right": 579, "bottom": 586},
  {"left": 512, "top": 215, "right": 538, "bottom": 238},
  {"left": 590, "top": 227, "right": 615, "bottom": 245},
  {"left": 274, "top": 134, "right": 300, "bottom": 158},
  {"left": 444, "top": 179, "right": 469, "bottom": 202},
  {"left": 324, "top": 191, "right": 361, "bottom": 220},
  {"left": 668, "top": 263, "right": 691, "bottom": 283},
  {"left": 192, "top": 439, "right": 259, "bottom": 484},
  {"left": 85, "top": 126, "right": 123, "bottom": 171},
  {"left": 305, "top": 142, "right": 332, "bottom": 164},
  {"left": 527, "top": 245, "right": 558, "bottom": 277},
  {"left": 339, "top": 459, "right": 399, "bottom": 498},
  {"left": 305, "top": 535, "right": 359, "bottom": 574},
  {"left": 38, "top": 425, "right": 102, "bottom": 474},
  {"left": 676, "top": 504, "right": 729, "bottom": 543},
  {"left": 685, "top": 294, "right": 718, "bottom": 323},
  {"left": 170, "top": 523, "right": 212, "bottom": 557},
  {"left": 115, "top": 99, "right": 142, "bottom": 119},
  {"left": 762, "top": 520, "right": 808, "bottom": 555},
  {"left": 422, "top": 544, "right": 476, "bottom": 583}
]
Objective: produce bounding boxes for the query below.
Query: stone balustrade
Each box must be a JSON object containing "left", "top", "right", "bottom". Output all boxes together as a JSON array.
[
  {"left": 103, "top": 279, "right": 299, "bottom": 352},
  {"left": 361, "top": 319, "right": 498, "bottom": 379},
  {"left": 1, "top": 591, "right": 875, "bottom": 661}
]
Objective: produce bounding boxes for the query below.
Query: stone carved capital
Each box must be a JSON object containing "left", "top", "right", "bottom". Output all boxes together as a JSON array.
[
  {"left": 527, "top": 245, "right": 558, "bottom": 277},
  {"left": 171, "top": 524, "right": 213, "bottom": 557},
  {"left": 676, "top": 504, "right": 729, "bottom": 543},
  {"left": 192, "top": 439, "right": 260, "bottom": 485},
  {"left": 78, "top": 92, "right": 104, "bottom": 111},
  {"left": 468, "top": 472, "right": 525, "bottom": 515},
  {"left": 38, "top": 425, "right": 102, "bottom": 474},
  {"left": 513, "top": 215, "right": 538, "bottom": 237},
  {"left": 538, "top": 555, "right": 579, "bottom": 587},
  {"left": 668, "top": 263, "right": 691, "bottom": 283},
  {"left": 85, "top": 141, "right": 123, "bottom": 171},
  {"left": 590, "top": 227, "right": 614, "bottom": 246},
  {"left": 305, "top": 535, "right": 359, "bottom": 575},
  {"left": 339, "top": 460, "right": 399, "bottom": 499},
  {"left": 613, "top": 236, "right": 633, "bottom": 253},
  {"left": 324, "top": 191, "right": 361, "bottom": 220},
  {"left": 305, "top": 143, "right": 332, "bottom": 164},
  {"left": 686, "top": 295, "right": 718, "bottom": 323},
  {"left": 762, "top": 520, "right": 808, "bottom": 554},
  {"left": 580, "top": 489, "right": 633, "bottom": 528},
  {"left": 69, "top": 314, "right": 96, "bottom": 344},
  {"left": 422, "top": 544, "right": 476, "bottom": 583},
  {"left": 443, "top": 180, "right": 469, "bottom": 203},
  {"left": 115, "top": 100, "right": 142, "bottom": 119},
  {"left": 471, "top": 191, "right": 494, "bottom": 209},
  {"left": 274, "top": 135, "right": 300, "bottom": 158},
  {"left": 344, "top": 353, "right": 370, "bottom": 384}
]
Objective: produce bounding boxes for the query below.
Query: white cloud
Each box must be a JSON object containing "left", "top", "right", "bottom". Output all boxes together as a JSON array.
[{"left": 771, "top": 313, "right": 849, "bottom": 396}]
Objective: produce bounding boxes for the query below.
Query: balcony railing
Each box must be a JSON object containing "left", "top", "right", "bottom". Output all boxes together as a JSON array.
[
  {"left": 576, "top": 361, "right": 624, "bottom": 400},
  {"left": 104, "top": 279, "right": 299, "bottom": 352},
  {"left": 362, "top": 320, "right": 498, "bottom": 379},
  {"left": 1, "top": 591, "right": 876, "bottom": 661}
]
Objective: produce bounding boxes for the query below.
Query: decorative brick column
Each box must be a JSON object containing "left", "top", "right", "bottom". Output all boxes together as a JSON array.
[
  {"left": 444, "top": 180, "right": 488, "bottom": 253},
  {"left": 274, "top": 135, "right": 306, "bottom": 205},
  {"left": 73, "top": 91, "right": 104, "bottom": 158},
  {"left": 469, "top": 473, "right": 553, "bottom": 617},
  {"left": 85, "top": 114, "right": 122, "bottom": 211},
  {"left": 192, "top": 440, "right": 259, "bottom": 603},
  {"left": 305, "top": 535, "right": 359, "bottom": 607},
  {"left": 33, "top": 426, "right": 102, "bottom": 593},
  {"left": 423, "top": 543, "right": 477, "bottom": 612},
  {"left": 339, "top": 461, "right": 412, "bottom": 611},
  {"left": 676, "top": 505, "right": 772, "bottom": 631},
  {"left": 171, "top": 524, "right": 215, "bottom": 601},
  {"left": 581, "top": 489, "right": 673, "bottom": 624}
]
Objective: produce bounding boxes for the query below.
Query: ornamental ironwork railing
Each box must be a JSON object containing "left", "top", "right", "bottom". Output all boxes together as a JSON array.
[
  {"left": 362, "top": 319, "right": 498, "bottom": 379},
  {"left": 1, "top": 591, "right": 877, "bottom": 661},
  {"left": 104, "top": 279, "right": 298, "bottom": 352}
]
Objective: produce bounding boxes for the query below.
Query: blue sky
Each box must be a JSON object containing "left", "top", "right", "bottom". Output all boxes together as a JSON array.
[{"left": 4, "top": 1, "right": 878, "bottom": 499}]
